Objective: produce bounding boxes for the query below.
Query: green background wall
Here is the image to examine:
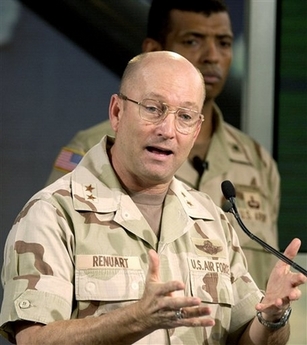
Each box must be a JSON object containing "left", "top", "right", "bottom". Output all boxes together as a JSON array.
[{"left": 276, "top": 1, "right": 307, "bottom": 251}]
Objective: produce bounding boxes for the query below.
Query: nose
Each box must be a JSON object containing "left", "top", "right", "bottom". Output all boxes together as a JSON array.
[
  {"left": 200, "top": 39, "right": 219, "bottom": 63},
  {"left": 156, "top": 111, "right": 176, "bottom": 138}
]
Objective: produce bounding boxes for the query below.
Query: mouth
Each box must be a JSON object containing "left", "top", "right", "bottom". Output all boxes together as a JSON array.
[
  {"left": 146, "top": 146, "right": 173, "bottom": 156},
  {"left": 202, "top": 70, "right": 222, "bottom": 85}
]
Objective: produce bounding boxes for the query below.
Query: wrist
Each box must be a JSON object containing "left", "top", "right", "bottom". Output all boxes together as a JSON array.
[{"left": 256, "top": 306, "right": 292, "bottom": 330}]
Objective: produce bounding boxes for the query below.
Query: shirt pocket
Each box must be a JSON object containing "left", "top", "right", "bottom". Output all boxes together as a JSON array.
[
  {"left": 75, "top": 268, "right": 145, "bottom": 302},
  {"left": 190, "top": 270, "right": 234, "bottom": 306}
]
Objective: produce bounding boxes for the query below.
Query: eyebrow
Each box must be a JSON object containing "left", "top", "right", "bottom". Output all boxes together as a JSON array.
[
  {"left": 145, "top": 93, "right": 199, "bottom": 109},
  {"left": 181, "top": 31, "right": 233, "bottom": 40}
]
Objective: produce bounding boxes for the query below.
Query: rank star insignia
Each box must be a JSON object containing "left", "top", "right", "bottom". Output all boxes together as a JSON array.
[
  {"left": 87, "top": 194, "right": 96, "bottom": 200},
  {"left": 85, "top": 184, "right": 95, "bottom": 192}
]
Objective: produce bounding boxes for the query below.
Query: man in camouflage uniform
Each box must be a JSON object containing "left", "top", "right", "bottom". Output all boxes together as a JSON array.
[
  {"left": 0, "top": 51, "right": 304, "bottom": 345},
  {"left": 46, "top": 0, "right": 280, "bottom": 291}
]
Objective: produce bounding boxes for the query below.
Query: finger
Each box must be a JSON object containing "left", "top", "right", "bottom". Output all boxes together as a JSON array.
[
  {"left": 274, "top": 238, "right": 301, "bottom": 273},
  {"left": 156, "top": 306, "right": 214, "bottom": 328},
  {"left": 160, "top": 294, "right": 201, "bottom": 311},
  {"left": 169, "top": 306, "right": 210, "bottom": 320},
  {"left": 180, "top": 306, "right": 212, "bottom": 319},
  {"left": 173, "top": 306, "right": 214, "bottom": 327},
  {"left": 146, "top": 249, "right": 160, "bottom": 283},
  {"left": 256, "top": 298, "right": 285, "bottom": 312},
  {"left": 282, "top": 238, "right": 301, "bottom": 261},
  {"left": 146, "top": 251, "right": 185, "bottom": 294}
]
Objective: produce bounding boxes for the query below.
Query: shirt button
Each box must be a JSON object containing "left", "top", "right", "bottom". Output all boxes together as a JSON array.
[
  {"left": 131, "top": 282, "right": 138, "bottom": 290},
  {"left": 85, "top": 282, "right": 96, "bottom": 292},
  {"left": 19, "top": 300, "right": 31, "bottom": 309}
]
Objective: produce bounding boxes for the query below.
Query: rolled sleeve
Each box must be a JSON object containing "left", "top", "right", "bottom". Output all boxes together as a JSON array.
[{"left": 0, "top": 193, "right": 76, "bottom": 340}]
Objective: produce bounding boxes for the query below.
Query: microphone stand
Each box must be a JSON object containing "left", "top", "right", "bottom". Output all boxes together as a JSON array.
[{"left": 223, "top": 200, "right": 307, "bottom": 276}]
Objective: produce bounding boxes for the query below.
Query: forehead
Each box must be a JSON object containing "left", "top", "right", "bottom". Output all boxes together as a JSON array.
[
  {"left": 133, "top": 59, "right": 204, "bottom": 106},
  {"left": 168, "top": 10, "right": 233, "bottom": 37}
]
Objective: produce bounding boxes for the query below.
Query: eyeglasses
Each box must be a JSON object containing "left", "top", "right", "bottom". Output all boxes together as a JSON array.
[{"left": 118, "top": 93, "right": 204, "bottom": 135}]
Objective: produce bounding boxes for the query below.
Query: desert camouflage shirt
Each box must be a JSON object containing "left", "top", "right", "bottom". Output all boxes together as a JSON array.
[
  {"left": 1, "top": 136, "right": 263, "bottom": 344},
  {"left": 45, "top": 105, "right": 280, "bottom": 290}
]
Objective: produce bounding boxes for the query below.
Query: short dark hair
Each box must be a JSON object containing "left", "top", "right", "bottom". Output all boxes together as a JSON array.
[{"left": 147, "top": 0, "right": 229, "bottom": 45}]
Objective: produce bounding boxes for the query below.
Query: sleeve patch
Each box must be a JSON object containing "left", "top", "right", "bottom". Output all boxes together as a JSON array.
[{"left": 54, "top": 147, "right": 83, "bottom": 172}]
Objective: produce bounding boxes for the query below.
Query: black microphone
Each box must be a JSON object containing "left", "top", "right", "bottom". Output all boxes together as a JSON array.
[
  {"left": 192, "top": 156, "right": 208, "bottom": 190},
  {"left": 221, "top": 180, "right": 307, "bottom": 276},
  {"left": 192, "top": 156, "right": 208, "bottom": 177}
]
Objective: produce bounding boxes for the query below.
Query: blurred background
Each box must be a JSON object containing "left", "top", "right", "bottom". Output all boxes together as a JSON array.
[{"left": 0, "top": 0, "right": 306, "bottom": 344}]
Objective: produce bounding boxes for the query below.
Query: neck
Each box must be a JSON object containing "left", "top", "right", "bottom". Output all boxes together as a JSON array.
[{"left": 124, "top": 182, "right": 170, "bottom": 196}]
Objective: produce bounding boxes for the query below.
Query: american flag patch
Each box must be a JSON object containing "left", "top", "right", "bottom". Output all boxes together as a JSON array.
[{"left": 54, "top": 147, "right": 83, "bottom": 172}]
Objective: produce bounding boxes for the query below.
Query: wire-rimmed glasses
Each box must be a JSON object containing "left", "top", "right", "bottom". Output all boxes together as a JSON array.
[{"left": 118, "top": 93, "right": 204, "bottom": 134}]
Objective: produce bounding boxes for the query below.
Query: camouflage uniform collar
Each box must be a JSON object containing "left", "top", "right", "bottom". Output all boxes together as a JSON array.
[
  {"left": 70, "top": 135, "right": 215, "bottom": 223},
  {"left": 169, "top": 178, "right": 215, "bottom": 221}
]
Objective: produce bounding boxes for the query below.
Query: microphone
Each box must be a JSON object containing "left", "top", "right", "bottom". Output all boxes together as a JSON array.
[
  {"left": 192, "top": 156, "right": 208, "bottom": 190},
  {"left": 221, "top": 180, "right": 307, "bottom": 276}
]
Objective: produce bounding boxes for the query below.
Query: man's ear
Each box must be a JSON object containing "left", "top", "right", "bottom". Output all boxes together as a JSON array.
[
  {"left": 142, "top": 38, "right": 163, "bottom": 52},
  {"left": 109, "top": 94, "right": 121, "bottom": 132}
]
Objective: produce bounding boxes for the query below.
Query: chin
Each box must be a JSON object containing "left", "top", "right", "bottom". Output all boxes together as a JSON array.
[{"left": 205, "top": 87, "right": 221, "bottom": 100}]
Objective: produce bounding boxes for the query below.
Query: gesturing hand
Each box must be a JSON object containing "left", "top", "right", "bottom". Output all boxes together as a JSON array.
[
  {"left": 256, "top": 238, "right": 307, "bottom": 318},
  {"left": 135, "top": 249, "right": 214, "bottom": 331}
]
